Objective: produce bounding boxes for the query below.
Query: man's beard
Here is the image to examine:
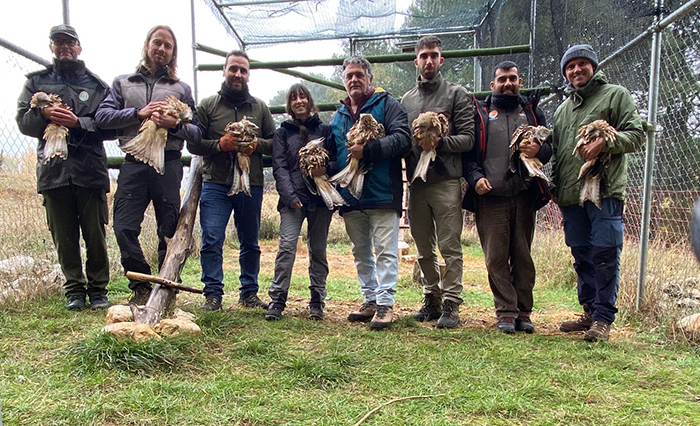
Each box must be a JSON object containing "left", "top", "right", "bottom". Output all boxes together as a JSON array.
[{"left": 225, "top": 79, "right": 248, "bottom": 92}]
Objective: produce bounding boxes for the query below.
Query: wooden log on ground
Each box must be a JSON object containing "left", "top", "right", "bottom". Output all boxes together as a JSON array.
[
  {"left": 132, "top": 156, "right": 203, "bottom": 327},
  {"left": 125, "top": 271, "right": 203, "bottom": 294}
]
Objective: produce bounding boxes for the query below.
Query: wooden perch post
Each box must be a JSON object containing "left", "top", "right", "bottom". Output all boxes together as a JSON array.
[{"left": 132, "top": 156, "right": 203, "bottom": 327}]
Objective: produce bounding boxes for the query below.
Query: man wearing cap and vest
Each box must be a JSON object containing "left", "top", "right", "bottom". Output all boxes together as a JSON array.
[
  {"left": 16, "top": 25, "right": 113, "bottom": 311},
  {"left": 552, "top": 44, "right": 644, "bottom": 341}
]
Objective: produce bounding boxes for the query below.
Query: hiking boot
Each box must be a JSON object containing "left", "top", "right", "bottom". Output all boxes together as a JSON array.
[
  {"left": 369, "top": 305, "right": 393, "bottom": 330},
  {"left": 560, "top": 305, "right": 593, "bottom": 332},
  {"left": 66, "top": 294, "right": 86, "bottom": 311},
  {"left": 309, "top": 305, "right": 324, "bottom": 321},
  {"left": 239, "top": 294, "right": 269, "bottom": 310},
  {"left": 515, "top": 316, "right": 535, "bottom": 334},
  {"left": 348, "top": 301, "right": 377, "bottom": 322},
  {"left": 436, "top": 300, "right": 460, "bottom": 329},
  {"left": 584, "top": 320, "right": 611, "bottom": 342},
  {"left": 89, "top": 295, "right": 111, "bottom": 310},
  {"left": 129, "top": 287, "right": 151, "bottom": 306},
  {"left": 200, "top": 297, "right": 222, "bottom": 312},
  {"left": 413, "top": 293, "right": 442, "bottom": 322},
  {"left": 496, "top": 316, "right": 516, "bottom": 334},
  {"left": 265, "top": 305, "right": 283, "bottom": 321}
]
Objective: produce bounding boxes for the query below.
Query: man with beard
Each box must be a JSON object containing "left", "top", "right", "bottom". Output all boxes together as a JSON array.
[
  {"left": 463, "top": 61, "right": 551, "bottom": 334},
  {"left": 17, "top": 25, "right": 112, "bottom": 311},
  {"left": 95, "top": 25, "right": 200, "bottom": 306},
  {"left": 401, "top": 35, "right": 474, "bottom": 329},
  {"left": 187, "top": 50, "right": 275, "bottom": 311}
]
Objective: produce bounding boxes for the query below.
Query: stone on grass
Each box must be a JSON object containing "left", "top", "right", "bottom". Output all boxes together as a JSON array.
[
  {"left": 154, "top": 318, "right": 201, "bottom": 337},
  {"left": 172, "top": 308, "right": 196, "bottom": 321},
  {"left": 106, "top": 305, "right": 134, "bottom": 324},
  {"left": 102, "top": 322, "right": 160, "bottom": 342},
  {"left": 677, "top": 313, "right": 700, "bottom": 334}
]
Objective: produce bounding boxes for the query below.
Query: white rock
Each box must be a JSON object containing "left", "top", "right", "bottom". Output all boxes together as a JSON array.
[
  {"left": 154, "top": 318, "right": 201, "bottom": 337},
  {"left": 106, "top": 305, "right": 134, "bottom": 324},
  {"left": 172, "top": 308, "right": 196, "bottom": 321},
  {"left": 102, "top": 322, "right": 160, "bottom": 342},
  {"left": 677, "top": 313, "right": 700, "bottom": 333}
]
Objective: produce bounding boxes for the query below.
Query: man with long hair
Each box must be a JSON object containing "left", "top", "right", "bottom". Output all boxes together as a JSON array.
[{"left": 95, "top": 25, "right": 200, "bottom": 306}]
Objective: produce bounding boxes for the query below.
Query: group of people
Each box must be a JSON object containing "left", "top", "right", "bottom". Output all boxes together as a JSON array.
[{"left": 17, "top": 25, "right": 643, "bottom": 342}]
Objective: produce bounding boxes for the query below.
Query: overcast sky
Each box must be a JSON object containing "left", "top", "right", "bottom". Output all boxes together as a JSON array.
[{"left": 1, "top": 0, "right": 343, "bottom": 155}]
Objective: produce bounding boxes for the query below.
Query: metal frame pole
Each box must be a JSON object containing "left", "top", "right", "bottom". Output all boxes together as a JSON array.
[
  {"left": 637, "top": 0, "right": 665, "bottom": 310},
  {"left": 473, "top": 31, "right": 482, "bottom": 91},
  {"left": 528, "top": 0, "right": 537, "bottom": 88},
  {"left": 190, "top": 0, "right": 199, "bottom": 104},
  {"left": 62, "top": 0, "right": 70, "bottom": 25}
]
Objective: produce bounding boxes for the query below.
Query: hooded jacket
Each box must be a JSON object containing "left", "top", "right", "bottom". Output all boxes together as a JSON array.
[
  {"left": 401, "top": 73, "right": 475, "bottom": 183},
  {"left": 551, "top": 72, "right": 645, "bottom": 206},
  {"left": 272, "top": 114, "right": 335, "bottom": 210},
  {"left": 328, "top": 89, "right": 411, "bottom": 214},
  {"left": 189, "top": 89, "right": 274, "bottom": 187},
  {"left": 16, "top": 59, "right": 113, "bottom": 193}
]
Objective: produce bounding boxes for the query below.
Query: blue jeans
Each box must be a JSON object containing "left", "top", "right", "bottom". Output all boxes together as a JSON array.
[
  {"left": 199, "top": 182, "right": 263, "bottom": 300},
  {"left": 561, "top": 198, "right": 624, "bottom": 324},
  {"left": 343, "top": 209, "right": 400, "bottom": 306}
]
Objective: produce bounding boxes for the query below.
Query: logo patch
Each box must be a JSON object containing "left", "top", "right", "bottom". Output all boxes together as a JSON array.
[
  {"left": 78, "top": 91, "right": 89, "bottom": 102},
  {"left": 488, "top": 110, "right": 498, "bottom": 120}
]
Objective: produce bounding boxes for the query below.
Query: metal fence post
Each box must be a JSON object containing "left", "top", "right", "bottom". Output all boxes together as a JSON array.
[
  {"left": 637, "top": 0, "right": 664, "bottom": 310},
  {"left": 62, "top": 0, "right": 70, "bottom": 25},
  {"left": 190, "top": 0, "right": 199, "bottom": 104}
]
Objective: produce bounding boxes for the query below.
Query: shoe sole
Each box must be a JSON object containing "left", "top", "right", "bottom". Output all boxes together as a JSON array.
[
  {"left": 497, "top": 327, "right": 516, "bottom": 334},
  {"left": 436, "top": 321, "right": 459, "bottom": 329},
  {"left": 413, "top": 313, "right": 442, "bottom": 322},
  {"left": 583, "top": 333, "right": 608, "bottom": 342},
  {"left": 265, "top": 315, "right": 281, "bottom": 321},
  {"left": 369, "top": 322, "right": 391, "bottom": 330},
  {"left": 348, "top": 314, "right": 374, "bottom": 322}
]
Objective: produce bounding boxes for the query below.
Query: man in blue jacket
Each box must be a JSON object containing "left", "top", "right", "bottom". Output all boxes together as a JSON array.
[
  {"left": 329, "top": 56, "right": 411, "bottom": 330},
  {"left": 17, "top": 25, "right": 112, "bottom": 311}
]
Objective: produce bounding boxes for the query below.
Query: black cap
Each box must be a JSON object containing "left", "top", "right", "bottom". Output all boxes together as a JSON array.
[{"left": 49, "top": 24, "right": 79, "bottom": 42}]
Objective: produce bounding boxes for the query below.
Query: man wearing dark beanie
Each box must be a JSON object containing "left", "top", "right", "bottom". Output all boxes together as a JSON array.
[{"left": 551, "top": 44, "right": 645, "bottom": 341}]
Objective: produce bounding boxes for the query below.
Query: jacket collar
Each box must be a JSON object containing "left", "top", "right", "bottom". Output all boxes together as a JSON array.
[
  {"left": 127, "top": 65, "right": 171, "bottom": 82},
  {"left": 568, "top": 72, "right": 607, "bottom": 106},
  {"left": 281, "top": 113, "right": 322, "bottom": 131},
  {"left": 338, "top": 88, "right": 386, "bottom": 118},
  {"left": 52, "top": 58, "right": 86, "bottom": 76},
  {"left": 416, "top": 72, "right": 443, "bottom": 92}
]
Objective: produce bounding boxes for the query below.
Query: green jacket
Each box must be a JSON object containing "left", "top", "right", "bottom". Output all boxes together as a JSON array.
[
  {"left": 401, "top": 73, "right": 474, "bottom": 183},
  {"left": 189, "top": 92, "right": 275, "bottom": 187},
  {"left": 551, "top": 73, "right": 645, "bottom": 206}
]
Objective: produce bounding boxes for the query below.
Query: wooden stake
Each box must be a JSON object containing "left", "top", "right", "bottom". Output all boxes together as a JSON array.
[{"left": 352, "top": 394, "right": 445, "bottom": 426}]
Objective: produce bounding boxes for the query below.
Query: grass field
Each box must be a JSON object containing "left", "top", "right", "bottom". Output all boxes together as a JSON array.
[{"left": 1, "top": 240, "right": 699, "bottom": 426}]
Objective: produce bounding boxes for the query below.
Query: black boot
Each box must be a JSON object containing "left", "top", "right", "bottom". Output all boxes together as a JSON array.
[
  {"left": 412, "top": 293, "right": 442, "bottom": 322},
  {"left": 437, "top": 299, "right": 460, "bottom": 329}
]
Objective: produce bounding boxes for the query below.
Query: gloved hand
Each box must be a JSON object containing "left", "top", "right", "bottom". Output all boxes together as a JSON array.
[
  {"left": 239, "top": 138, "right": 258, "bottom": 156},
  {"left": 219, "top": 133, "right": 239, "bottom": 152}
]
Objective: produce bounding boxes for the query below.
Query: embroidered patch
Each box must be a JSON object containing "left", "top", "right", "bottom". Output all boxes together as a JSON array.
[
  {"left": 78, "top": 91, "right": 89, "bottom": 102},
  {"left": 488, "top": 110, "right": 498, "bottom": 120}
]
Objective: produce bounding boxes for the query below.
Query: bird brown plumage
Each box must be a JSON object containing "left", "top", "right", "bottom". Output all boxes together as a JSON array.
[
  {"left": 225, "top": 118, "right": 259, "bottom": 196},
  {"left": 30, "top": 92, "right": 71, "bottom": 164},
  {"left": 329, "top": 113, "right": 385, "bottom": 199},
  {"left": 120, "top": 95, "right": 192, "bottom": 174},
  {"left": 299, "top": 137, "right": 346, "bottom": 210},
  {"left": 411, "top": 111, "right": 449, "bottom": 183},
  {"left": 508, "top": 124, "right": 551, "bottom": 182},
  {"left": 572, "top": 119, "right": 617, "bottom": 209}
]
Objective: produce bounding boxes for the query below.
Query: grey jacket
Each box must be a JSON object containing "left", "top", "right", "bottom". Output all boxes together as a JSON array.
[
  {"left": 94, "top": 66, "right": 200, "bottom": 152},
  {"left": 401, "top": 73, "right": 475, "bottom": 183}
]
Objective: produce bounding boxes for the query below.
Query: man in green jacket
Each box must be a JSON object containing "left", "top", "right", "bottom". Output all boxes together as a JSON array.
[
  {"left": 401, "top": 36, "right": 474, "bottom": 328},
  {"left": 188, "top": 50, "right": 275, "bottom": 311},
  {"left": 552, "top": 44, "right": 645, "bottom": 341}
]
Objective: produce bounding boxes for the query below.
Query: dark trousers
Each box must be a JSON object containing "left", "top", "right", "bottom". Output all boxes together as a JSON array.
[
  {"left": 113, "top": 158, "right": 183, "bottom": 291},
  {"left": 199, "top": 182, "right": 263, "bottom": 299},
  {"left": 268, "top": 205, "right": 333, "bottom": 309},
  {"left": 561, "top": 198, "right": 623, "bottom": 324},
  {"left": 43, "top": 184, "right": 109, "bottom": 299},
  {"left": 475, "top": 191, "right": 536, "bottom": 318}
]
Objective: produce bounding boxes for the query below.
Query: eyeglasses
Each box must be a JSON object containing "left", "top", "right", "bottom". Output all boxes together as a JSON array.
[{"left": 52, "top": 39, "right": 78, "bottom": 47}]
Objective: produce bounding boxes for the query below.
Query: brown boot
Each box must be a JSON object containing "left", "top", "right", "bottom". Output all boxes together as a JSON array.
[
  {"left": 584, "top": 320, "right": 611, "bottom": 342},
  {"left": 370, "top": 305, "right": 393, "bottom": 330},
  {"left": 559, "top": 305, "right": 593, "bottom": 332},
  {"left": 348, "top": 301, "right": 377, "bottom": 322}
]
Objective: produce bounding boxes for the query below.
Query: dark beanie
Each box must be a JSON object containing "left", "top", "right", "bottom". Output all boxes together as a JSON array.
[{"left": 560, "top": 44, "right": 599, "bottom": 76}]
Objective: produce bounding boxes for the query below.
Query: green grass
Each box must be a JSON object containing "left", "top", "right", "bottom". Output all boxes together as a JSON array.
[{"left": 1, "top": 241, "right": 699, "bottom": 425}]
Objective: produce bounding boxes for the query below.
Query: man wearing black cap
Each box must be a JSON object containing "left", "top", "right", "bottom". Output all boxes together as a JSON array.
[
  {"left": 16, "top": 25, "right": 113, "bottom": 311},
  {"left": 551, "top": 44, "right": 644, "bottom": 341}
]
